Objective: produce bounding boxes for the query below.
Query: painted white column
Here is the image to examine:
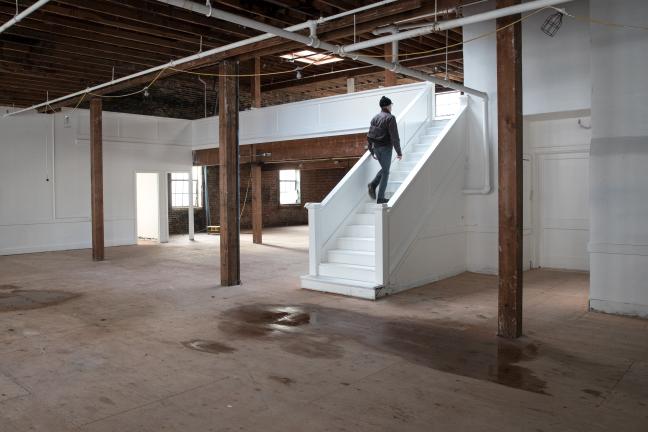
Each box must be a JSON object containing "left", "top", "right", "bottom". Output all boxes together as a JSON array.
[
  {"left": 188, "top": 168, "right": 195, "bottom": 240},
  {"left": 159, "top": 172, "right": 169, "bottom": 243},
  {"left": 306, "top": 203, "right": 321, "bottom": 275}
]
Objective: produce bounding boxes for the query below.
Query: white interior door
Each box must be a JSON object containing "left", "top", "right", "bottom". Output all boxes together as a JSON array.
[{"left": 536, "top": 153, "right": 590, "bottom": 270}]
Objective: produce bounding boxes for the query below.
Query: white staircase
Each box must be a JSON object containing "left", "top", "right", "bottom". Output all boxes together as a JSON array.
[{"left": 303, "top": 120, "right": 450, "bottom": 298}]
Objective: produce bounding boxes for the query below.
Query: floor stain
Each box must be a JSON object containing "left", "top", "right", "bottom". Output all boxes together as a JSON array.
[
  {"left": 219, "top": 304, "right": 549, "bottom": 394},
  {"left": 219, "top": 305, "right": 311, "bottom": 338},
  {"left": 0, "top": 287, "right": 80, "bottom": 312},
  {"left": 99, "top": 396, "right": 115, "bottom": 405},
  {"left": 182, "top": 339, "right": 236, "bottom": 354},
  {"left": 269, "top": 375, "right": 295, "bottom": 385},
  {"left": 582, "top": 388, "right": 602, "bottom": 397}
]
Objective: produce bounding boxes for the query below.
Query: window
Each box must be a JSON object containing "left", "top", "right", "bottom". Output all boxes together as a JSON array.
[
  {"left": 171, "top": 166, "right": 202, "bottom": 208},
  {"left": 435, "top": 91, "right": 462, "bottom": 118},
  {"left": 279, "top": 169, "right": 300, "bottom": 205}
]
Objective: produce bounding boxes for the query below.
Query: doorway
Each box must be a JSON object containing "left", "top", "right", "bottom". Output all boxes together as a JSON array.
[{"left": 136, "top": 173, "right": 160, "bottom": 243}]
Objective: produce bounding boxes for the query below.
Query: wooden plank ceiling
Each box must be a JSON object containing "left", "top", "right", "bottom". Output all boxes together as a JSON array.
[{"left": 0, "top": 0, "right": 465, "bottom": 119}]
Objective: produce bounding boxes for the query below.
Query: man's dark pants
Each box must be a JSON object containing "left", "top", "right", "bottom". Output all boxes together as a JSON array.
[{"left": 370, "top": 145, "right": 393, "bottom": 202}]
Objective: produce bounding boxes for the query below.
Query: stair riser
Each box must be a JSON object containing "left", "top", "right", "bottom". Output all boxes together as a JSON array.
[
  {"left": 343, "top": 225, "right": 375, "bottom": 237},
  {"left": 319, "top": 264, "right": 375, "bottom": 282},
  {"left": 337, "top": 238, "right": 375, "bottom": 251},
  {"left": 328, "top": 251, "right": 375, "bottom": 266},
  {"left": 352, "top": 214, "right": 374, "bottom": 225}
]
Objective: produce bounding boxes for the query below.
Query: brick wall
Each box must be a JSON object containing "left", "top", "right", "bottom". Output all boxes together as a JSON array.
[
  {"left": 167, "top": 173, "right": 207, "bottom": 235},
  {"left": 168, "top": 207, "right": 207, "bottom": 235},
  {"left": 205, "top": 164, "right": 349, "bottom": 229}
]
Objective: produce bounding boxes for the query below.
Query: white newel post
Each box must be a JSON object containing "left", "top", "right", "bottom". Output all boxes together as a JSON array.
[
  {"left": 429, "top": 83, "right": 436, "bottom": 120},
  {"left": 375, "top": 204, "right": 389, "bottom": 287},
  {"left": 306, "top": 203, "right": 321, "bottom": 276}
]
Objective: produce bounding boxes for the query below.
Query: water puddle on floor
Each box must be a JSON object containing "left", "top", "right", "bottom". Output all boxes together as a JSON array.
[
  {"left": 217, "top": 304, "right": 548, "bottom": 394},
  {"left": 182, "top": 340, "right": 236, "bottom": 354},
  {"left": 0, "top": 286, "right": 80, "bottom": 312}
]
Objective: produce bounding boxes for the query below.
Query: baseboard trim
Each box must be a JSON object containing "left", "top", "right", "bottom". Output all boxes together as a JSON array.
[{"left": 589, "top": 299, "right": 648, "bottom": 319}]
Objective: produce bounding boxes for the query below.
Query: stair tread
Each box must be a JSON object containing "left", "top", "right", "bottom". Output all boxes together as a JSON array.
[
  {"left": 320, "top": 262, "right": 375, "bottom": 270},
  {"left": 329, "top": 249, "right": 374, "bottom": 256}
]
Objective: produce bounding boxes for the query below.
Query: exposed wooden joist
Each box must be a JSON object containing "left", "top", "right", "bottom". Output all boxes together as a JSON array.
[
  {"left": 496, "top": 0, "right": 523, "bottom": 339},
  {"left": 251, "top": 57, "right": 262, "bottom": 108},
  {"left": 218, "top": 58, "right": 241, "bottom": 286},
  {"left": 90, "top": 97, "right": 105, "bottom": 261}
]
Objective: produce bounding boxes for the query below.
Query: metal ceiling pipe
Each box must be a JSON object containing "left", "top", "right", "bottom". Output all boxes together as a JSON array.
[
  {"left": 2, "top": 0, "right": 395, "bottom": 117},
  {"left": 156, "top": 0, "right": 486, "bottom": 98},
  {"left": 341, "top": 0, "right": 572, "bottom": 54},
  {"left": 0, "top": 0, "right": 52, "bottom": 35}
]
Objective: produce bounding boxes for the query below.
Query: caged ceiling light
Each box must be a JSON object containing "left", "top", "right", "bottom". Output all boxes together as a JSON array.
[{"left": 541, "top": 10, "right": 564, "bottom": 36}]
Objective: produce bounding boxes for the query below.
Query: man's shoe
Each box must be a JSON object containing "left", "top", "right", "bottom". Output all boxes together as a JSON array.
[
  {"left": 368, "top": 183, "right": 376, "bottom": 199},
  {"left": 377, "top": 198, "right": 389, "bottom": 204}
]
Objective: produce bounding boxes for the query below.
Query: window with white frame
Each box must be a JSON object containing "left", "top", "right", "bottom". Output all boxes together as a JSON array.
[
  {"left": 435, "top": 91, "right": 461, "bottom": 117},
  {"left": 279, "top": 169, "right": 300, "bottom": 205},
  {"left": 171, "top": 166, "right": 202, "bottom": 208}
]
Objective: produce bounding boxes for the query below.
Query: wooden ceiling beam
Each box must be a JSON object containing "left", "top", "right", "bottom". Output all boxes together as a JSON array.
[
  {"left": 0, "top": 6, "right": 193, "bottom": 57},
  {"left": 262, "top": 51, "right": 463, "bottom": 91},
  {"left": 0, "top": 28, "right": 174, "bottom": 65},
  {"left": 54, "top": 0, "right": 236, "bottom": 44}
]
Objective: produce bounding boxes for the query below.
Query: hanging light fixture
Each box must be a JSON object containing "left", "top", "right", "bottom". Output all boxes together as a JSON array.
[{"left": 541, "top": 11, "right": 563, "bottom": 37}]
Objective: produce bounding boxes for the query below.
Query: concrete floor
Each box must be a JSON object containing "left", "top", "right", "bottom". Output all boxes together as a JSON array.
[{"left": 0, "top": 226, "right": 647, "bottom": 432}]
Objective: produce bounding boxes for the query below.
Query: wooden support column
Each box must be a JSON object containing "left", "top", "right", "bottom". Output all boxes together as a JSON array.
[
  {"left": 90, "top": 97, "right": 104, "bottom": 261},
  {"left": 219, "top": 58, "right": 241, "bottom": 286},
  {"left": 251, "top": 163, "right": 263, "bottom": 244},
  {"left": 384, "top": 43, "right": 397, "bottom": 87},
  {"left": 496, "top": 0, "right": 523, "bottom": 338},
  {"left": 250, "top": 57, "right": 261, "bottom": 108}
]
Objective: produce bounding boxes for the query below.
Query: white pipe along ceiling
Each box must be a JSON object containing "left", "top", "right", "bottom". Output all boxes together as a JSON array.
[
  {"left": 158, "top": 0, "right": 495, "bottom": 194},
  {"left": 2, "top": 0, "right": 397, "bottom": 117},
  {"left": 156, "top": 0, "right": 487, "bottom": 97},
  {"left": 341, "top": 0, "right": 573, "bottom": 53},
  {"left": 0, "top": 0, "right": 52, "bottom": 35}
]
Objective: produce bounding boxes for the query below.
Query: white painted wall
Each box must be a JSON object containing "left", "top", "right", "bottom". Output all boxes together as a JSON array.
[
  {"left": 0, "top": 109, "right": 192, "bottom": 255},
  {"left": 522, "top": 0, "right": 591, "bottom": 115},
  {"left": 192, "top": 82, "right": 427, "bottom": 149},
  {"left": 388, "top": 109, "right": 468, "bottom": 292},
  {"left": 589, "top": 0, "right": 648, "bottom": 317},
  {"left": 136, "top": 173, "right": 160, "bottom": 240},
  {"left": 526, "top": 112, "right": 591, "bottom": 270},
  {"left": 463, "top": 0, "right": 592, "bottom": 274}
]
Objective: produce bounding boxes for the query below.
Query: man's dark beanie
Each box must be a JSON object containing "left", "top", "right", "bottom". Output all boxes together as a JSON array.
[{"left": 379, "top": 96, "right": 392, "bottom": 108}]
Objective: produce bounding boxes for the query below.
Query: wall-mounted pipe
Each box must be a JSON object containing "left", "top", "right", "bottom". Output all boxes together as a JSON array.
[
  {"left": 3, "top": 0, "right": 396, "bottom": 118},
  {"left": 0, "top": 0, "right": 52, "bottom": 35}
]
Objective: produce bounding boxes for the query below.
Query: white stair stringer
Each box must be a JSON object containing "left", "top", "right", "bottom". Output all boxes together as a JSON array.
[{"left": 301, "top": 85, "right": 470, "bottom": 300}]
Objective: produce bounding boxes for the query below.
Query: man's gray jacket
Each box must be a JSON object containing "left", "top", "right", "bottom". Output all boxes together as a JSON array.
[{"left": 367, "top": 110, "right": 402, "bottom": 156}]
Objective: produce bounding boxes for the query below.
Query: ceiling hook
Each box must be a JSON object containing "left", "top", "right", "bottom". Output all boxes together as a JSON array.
[{"left": 205, "top": 0, "right": 213, "bottom": 18}]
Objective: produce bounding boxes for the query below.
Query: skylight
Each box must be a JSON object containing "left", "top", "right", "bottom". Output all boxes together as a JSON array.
[{"left": 280, "top": 50, "right": 343, "bottom": 65}]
